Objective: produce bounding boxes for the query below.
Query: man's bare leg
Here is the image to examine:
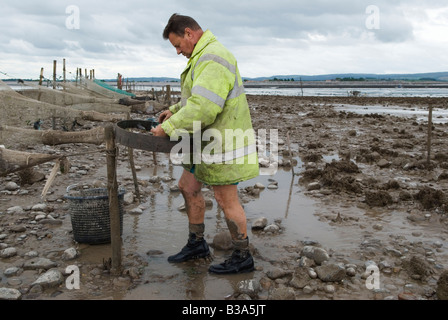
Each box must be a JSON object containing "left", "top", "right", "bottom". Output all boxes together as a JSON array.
[
  {"left": 209, "top": 185, "right": 254, "bottom": 274},
  {"left": 167, "top": 169, "right": 210, "bottom": 263}
]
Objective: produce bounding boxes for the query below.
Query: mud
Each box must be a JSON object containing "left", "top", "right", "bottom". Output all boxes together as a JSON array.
[{"left": 1, "top": 94, "right": 448, "bottom": 300}]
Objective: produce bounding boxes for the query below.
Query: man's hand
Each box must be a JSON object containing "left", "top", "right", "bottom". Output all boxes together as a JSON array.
[
  {"left": 150, "top": 124, "right": 168, "bottom": 137},
  {"left": 158, "top": 110, "right": 173, "bottom": 123}
]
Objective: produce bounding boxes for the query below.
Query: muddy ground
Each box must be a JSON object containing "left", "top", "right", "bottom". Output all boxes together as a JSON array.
[{"left": 1, "top": 94, "right": 448, "bottom": 301}]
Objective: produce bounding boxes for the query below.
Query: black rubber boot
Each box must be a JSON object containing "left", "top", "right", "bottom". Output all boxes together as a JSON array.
[
  {"left": 208, "top": 249, "right": 254, "bottom": 274},
  {"left": 168, "top": 232, "right": 210, "bottom": 263}
]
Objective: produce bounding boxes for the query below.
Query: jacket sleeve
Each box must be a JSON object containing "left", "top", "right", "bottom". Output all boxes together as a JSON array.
[
  {"left": 169, "top": 101, "right": 182, "bottom": 114},
  {"left": 161, "top": 59, "right": 235, "bottom": 137}
]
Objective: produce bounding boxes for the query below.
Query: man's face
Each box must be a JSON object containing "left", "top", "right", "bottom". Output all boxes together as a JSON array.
[{"left": 168, "top": 30, "right": 195, "bottom": 59}]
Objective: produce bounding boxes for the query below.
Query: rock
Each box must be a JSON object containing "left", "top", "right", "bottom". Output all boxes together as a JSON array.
[
  {"left": 129, "top": 207, "right": 143, "bottom": 215},
  {"left": 251, "top": 217, "right": 268, "bottom": 230},
  {"left": 297, "top": 256, "right": 315, "bottom": 268},
  {"left": 31, "top": 203, "right": 47, "bottom": 212},
  {"left": 4, "top": 267, "right": 21, "bottom": 277},
  {"left": 148, "top": 176, "right": 160, "bottom": 183},
  {"left": 10, "top": 225, "right": 26, "bottom": 233},
  {"left": 62, "top": 248, "right": 78, "bottom": 260},
  {"left": 31, "top": 269, "right": 63, "bottom": 289},
  {"left": 39, "top": 219, "right": 62, "bottom": 226},
  {"left": 289, "top": 267, "right": 311, "bottom": 289},
  {"left": 436, "top": 270, "right": 448, "bottom": 300},
  {"left": 123, "top": 192, "right": 134, "bottom": 204},
  {"left": 6, "top": 206, "right": 24, "bottom": 214},
  {"left": 237, "top": 279, "right": 260, "bottom": 298},
  {"left": 266, "top": 267, "right": 291, "bottom": 280},
  {"left": 268, "top": 287, "right": 295, "bottom": 300},
  {"left": 264, "top": 224, "right": 280, "bottom": 233},
  {"left": 23, "top": 257, "right": 57, "bottom": 270},
  {"left": 315, "top": 263, "right": 346, "bottom": 282},
  {"left": 5, "top": 182, "right": 19, "bottom": 191},
  {"left": 307, "top": 182, "right": 321, "bottom": 191},
  {"left": 377, "top": 159, "right": 391, "bottom": 168},
  {"left": 0, "top": 247, "right": 18, "bottom": 258},
  {"left": 324, "top": 284, "right": 336, "bottom": 293},
  {"left": 300, "top": 246, "right": 330, "bottom": 265},
  {"left": 254, "top": 182, "right": 265, "bottom": 189},
  {"left": 0, "top": 287, "right": 22, "bottom": 300},
  {"left": 212, "top": 231, "right": 233, "bottom": 250},
  {"left": 406, "top": 256, "right": 432, "bottom": 278}
]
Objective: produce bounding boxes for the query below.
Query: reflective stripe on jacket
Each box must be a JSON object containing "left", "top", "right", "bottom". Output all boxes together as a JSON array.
[{"left": 161, "top": 30, "right": 259, "bottom": 185}]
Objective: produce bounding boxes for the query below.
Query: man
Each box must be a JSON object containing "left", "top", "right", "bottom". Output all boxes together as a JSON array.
[{"left": 151, "top": 14, "right": 259, "bottom": 274}]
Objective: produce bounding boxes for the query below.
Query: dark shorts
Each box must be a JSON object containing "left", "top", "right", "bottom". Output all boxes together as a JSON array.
[{"left": 189, "top": 165, "right": 238, "bottom": 185}]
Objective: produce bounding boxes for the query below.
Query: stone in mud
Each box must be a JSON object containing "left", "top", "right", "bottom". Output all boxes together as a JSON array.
[
  {"left": 300, "top": 246, "right": 330, "bottom": 265},
  {"left": 289, "top": 267, "right": 311, "bottom": 289},
  {"left": 436, "top": 270, "right": 448, "bottom": 300},
  {"left": 414, "top": 187, "right": 446, "bottom": 210},
  {"left": 315, "top": 263, "right": 346, "bottom": 282},
  {"left": 31, "top": 269, "right": 63, "bottom": 289},
  {"left": 212, "top": 231, "right": 233, "bottom": 250},
  {"left": 0, "top": 247, "right": 18, "bottom": 258},
  {"left": 377, "top": 159, "right": 391, "bottom": 168},
  {"left": 0, "top": 287, "right": 22, "bottom": 300},
  {"left": 364, "top": 190, "right": 393, "bottom": 207},
  {"left": 268, "top": 287, "right": 296, "bottom": 300},
  {"left": 23, "top": 257, "right": 57, "bottom": 270},
  {"left": 251, "top": 217, "right": 268, "bottom": 230}
]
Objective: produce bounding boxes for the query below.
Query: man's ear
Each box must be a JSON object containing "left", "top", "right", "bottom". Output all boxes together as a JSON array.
[{"left": 184, "top": 27, "right": 193, "bottom": 39}]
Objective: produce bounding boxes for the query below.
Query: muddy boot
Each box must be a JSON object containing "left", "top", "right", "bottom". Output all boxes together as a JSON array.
[
  {"left": 208, "top": 238, "right": 254, "bottom": 274},
  {"left": 168, "top": 224, "right": 210, "bottom": 263}
]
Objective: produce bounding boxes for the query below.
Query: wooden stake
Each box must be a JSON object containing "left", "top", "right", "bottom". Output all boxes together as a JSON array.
[
  {"left": 63, "top": 59, "right": 66, "bottom": 83},
  {"left": 39, "top": 68, "right": 44, "bottom": 86},
  {"left": 165, "top": 85, "right": 171, "bottom": 105},
  {"left": 126, "top": 113, "right": 141, "bottom": 203},
  {"left": 105, "top": 124, "right": 122, "bottom": 274},
  {"left": 427, "top": 105, "right": 433, "bottom": 169},
  {"left": 53, "top": 60, "right": 57, "bottom": 89}
]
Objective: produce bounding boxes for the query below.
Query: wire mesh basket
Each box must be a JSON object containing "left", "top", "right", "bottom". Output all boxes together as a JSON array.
[{"left": 64, "top": 185, "right": 125, "bottom": 244}]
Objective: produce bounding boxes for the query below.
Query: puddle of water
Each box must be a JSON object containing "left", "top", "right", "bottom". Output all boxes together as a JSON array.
[
  {"left": 102, "top": 154, "right": 354, "bottom": 299},
  {"left": 333, "top": 104, "right": 448, "bottom": 123}
]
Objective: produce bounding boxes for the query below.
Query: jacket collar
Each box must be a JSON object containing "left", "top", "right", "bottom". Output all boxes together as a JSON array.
[{"left": 189, "top": 29, "right": 215, "bottom": 62}]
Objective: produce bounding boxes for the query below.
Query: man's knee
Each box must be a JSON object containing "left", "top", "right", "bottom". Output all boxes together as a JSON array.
[{"left": 179, "top": 170, "right": 202, "bottom": 197}]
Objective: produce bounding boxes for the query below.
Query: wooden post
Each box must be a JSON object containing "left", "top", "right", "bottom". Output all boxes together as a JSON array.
[
  {"left": 165, "top": 85, "right": 171, "bottom": 105},
  {"left": 63, "top": 59, "right": 66, "bottom": 83},
  {"left": 427, "top": 105, "right": 433, "bottom": 169},
  {"left": 126, "top": 113, "right": 141, "bottom": 203},
  {"left": 105, "top": 124, "right": 122, "bottom": 274},
  {"left": 53, "top": 60, "right": 57, "bottom": 89},
  {"left": 39, "top": 68, "right": 44, "bottom": 86}
]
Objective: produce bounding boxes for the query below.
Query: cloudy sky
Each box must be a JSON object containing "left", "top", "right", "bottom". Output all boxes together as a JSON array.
[{"left": 1, "top": 0, "right": 447, "bottom": 80}]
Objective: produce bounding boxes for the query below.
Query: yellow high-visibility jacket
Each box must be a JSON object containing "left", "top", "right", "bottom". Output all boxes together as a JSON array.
[{"left": 161, "top": 30, "right": 259, "bottom": 185}]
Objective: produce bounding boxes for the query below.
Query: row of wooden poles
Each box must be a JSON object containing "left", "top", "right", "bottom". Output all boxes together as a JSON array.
[{"left": 38, "top": 59, "right": 96, "bottom": 89}]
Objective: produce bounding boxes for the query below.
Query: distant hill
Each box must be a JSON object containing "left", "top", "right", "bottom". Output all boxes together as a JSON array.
[
  {"left": 101, "top": 77, "right": 180, "bottom": 82},
  {"left": 99, "top": 72, "right": 448, "bottom": 83},
  {"left": 243, "top": 72, "right": 448, "bottom": 82}
]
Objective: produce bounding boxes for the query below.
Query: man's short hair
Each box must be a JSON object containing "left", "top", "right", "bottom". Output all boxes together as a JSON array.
[{"left": 163, "top": 13, "right": 202, "bottom": 39}]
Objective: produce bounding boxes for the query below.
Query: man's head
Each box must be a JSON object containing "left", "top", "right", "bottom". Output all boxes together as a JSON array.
[{"left": 163, "top": 14, "right": 203, "bottom": 59}]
